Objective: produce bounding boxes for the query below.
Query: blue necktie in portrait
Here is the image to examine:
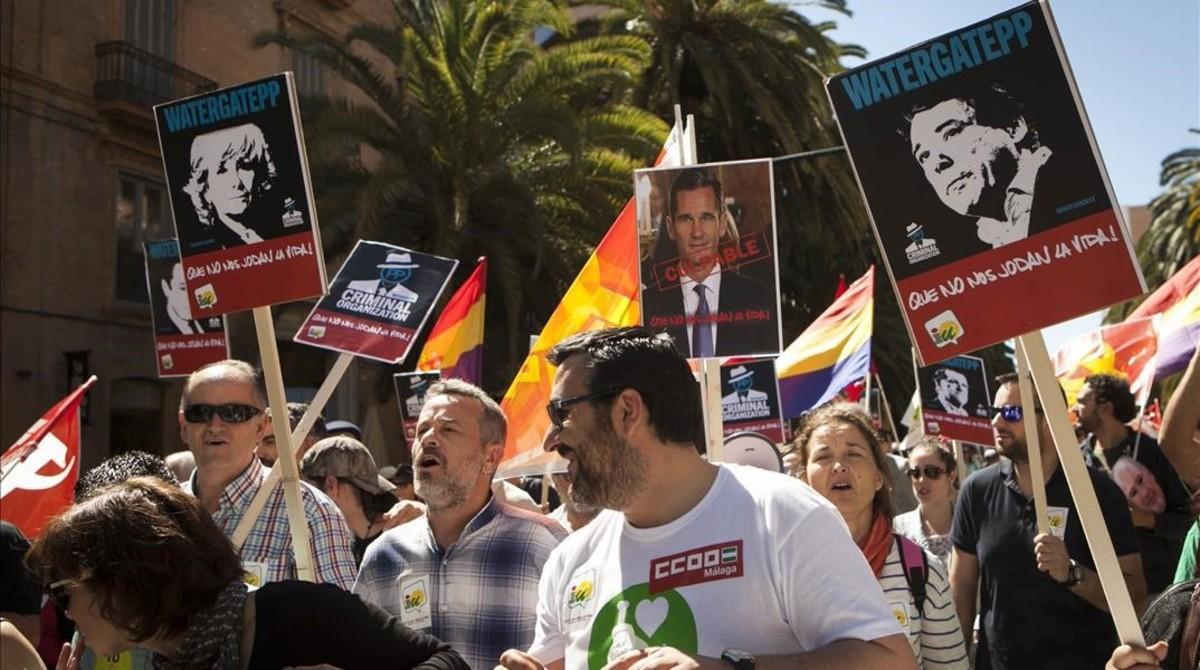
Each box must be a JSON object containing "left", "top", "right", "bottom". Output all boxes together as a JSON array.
[{"left": 693, "top": 284, "right": 714, "bottom": 358}]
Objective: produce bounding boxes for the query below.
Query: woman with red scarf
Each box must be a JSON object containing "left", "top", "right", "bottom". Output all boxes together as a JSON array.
[{"left": 794, "top": 404, "right": 969, "bottom": 669}]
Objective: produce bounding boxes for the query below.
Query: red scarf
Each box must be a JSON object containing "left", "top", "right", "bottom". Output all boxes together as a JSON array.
[{"left": 857, "top": 511, "right": 893, "bottom": 576}]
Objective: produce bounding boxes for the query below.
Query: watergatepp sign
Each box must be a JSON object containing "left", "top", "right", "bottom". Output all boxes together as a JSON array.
[
  {"left": 916, "top": 353, "right": 993, "bottom": 445},
  {"left": 143, "top": 239, "right": 230, "bottom": 377},
  {"left": 294, "top": 241, "right": 458, "bottom": 363},
  {"left": 719, "top": 359, "right": 784, "bottom": 443},
  {"left": 154, "top": 72, "right": 327, "bottom": 315},
  {"left": 826, "top": 2, "right": 1144, "bottom": 365}
]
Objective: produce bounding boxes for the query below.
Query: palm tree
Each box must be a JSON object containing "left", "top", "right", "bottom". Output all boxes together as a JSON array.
[
  {"left": 1108, "top": 129, "right": 1200, "bottom": 322},
  {"left": 575, "top": 0, "right": 928, "bottom": 418},
  {"left": 258, "top": 0, "right": 668, "bottom": 391}
]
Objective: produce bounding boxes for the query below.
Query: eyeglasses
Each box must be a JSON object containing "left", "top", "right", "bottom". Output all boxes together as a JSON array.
[
  {"left": 546, "top": 388, "right": 622, "bottom": 429},
  {"left": 47, "top": 579, "right": 71, "bottom": 611},
  {"left": 990, "top": 404, "right": 1043, "bottom": 423},
  {"left": 908, "top": 465, "right": 947, "bottom": 481},
  {"left": 182, "top": 403, "right": 262, "bottom": 424}
]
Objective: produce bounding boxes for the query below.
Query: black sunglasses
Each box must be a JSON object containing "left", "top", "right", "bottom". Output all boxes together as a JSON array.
[
  {"left": 990, "top": 404, "right": 1043, "bottom": 423},
  {"left": 546, "top": 388, "right": 622, "bottom": 429},
  {"left": 47, "top": 579, "right": 71, "bottom": 611},
  {"left": 908, "top": 465, "right": 947, "bottom": 481},
  {"left": 183, "top": 403, "right": 262, "bottom": 424}
]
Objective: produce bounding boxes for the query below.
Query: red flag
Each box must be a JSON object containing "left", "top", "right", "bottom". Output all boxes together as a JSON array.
[{"left": 0, "top": 376, "right": 97, "bottom": 537}]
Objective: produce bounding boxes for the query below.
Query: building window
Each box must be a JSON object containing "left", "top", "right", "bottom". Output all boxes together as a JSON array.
[
  {"left": 115, "top": 174, "right": 171, "bottom": 303},
  {"left": 293, "top": 49, "right": 327, "bottom": 98},
  {"left": 124, "top": 0, "right": 175, "bottom": 57}
]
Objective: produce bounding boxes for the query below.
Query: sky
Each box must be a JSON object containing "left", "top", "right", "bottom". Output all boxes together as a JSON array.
[{"left": 798, "top": 0, "right": 1200, "bottom": 356}]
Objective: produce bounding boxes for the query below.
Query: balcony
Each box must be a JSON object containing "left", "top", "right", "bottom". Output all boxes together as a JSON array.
[{"left": 94, "top": 41, "right": 217, "bottom": 127}]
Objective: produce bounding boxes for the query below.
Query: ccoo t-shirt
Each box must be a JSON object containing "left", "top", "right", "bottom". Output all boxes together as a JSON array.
[{"left": 527, "top": 465, "right": 902, "bottom": 670}]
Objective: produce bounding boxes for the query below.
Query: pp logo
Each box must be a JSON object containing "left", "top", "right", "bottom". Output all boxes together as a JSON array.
[
  {"left": 194, "top": 284, "right": 218, "bottom": 309},
  {"left": 924, "top": 310, "right": 964, "bottom": 348}
]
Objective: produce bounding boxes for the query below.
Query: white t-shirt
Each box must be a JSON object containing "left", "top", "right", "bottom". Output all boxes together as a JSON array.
[{"left": 527, "top": 465, "right": 902, "bottom": 668}]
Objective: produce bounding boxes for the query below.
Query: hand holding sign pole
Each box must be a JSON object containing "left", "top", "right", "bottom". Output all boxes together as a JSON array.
[{"left": 1021, "top": 331, "right": 1144, "bottom": 646}]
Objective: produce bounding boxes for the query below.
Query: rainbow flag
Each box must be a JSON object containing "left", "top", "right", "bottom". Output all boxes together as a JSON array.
[
  {"left": 498, "top": 125, "right": 682, "bottom": 477},
  {"left": 417, "top": 257, "right": 486, "bottom": 384},
  {"left": 776, "top": 266, "right": 874, "bottom": 418},
  {"left": 1131, "top": 256, "right": 1199, "bottom": 378}
]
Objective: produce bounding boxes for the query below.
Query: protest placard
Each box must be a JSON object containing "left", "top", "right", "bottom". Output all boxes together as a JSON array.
[
  {"left": 154, "top": 72, "right": 327, "bottom": 316},
  {"left": 719, "top": 359, "right": 784, "bottom": 443},
  {"left": 143, "top": 239, "right": 229, "bottom": 377},
  {"left": 826, "top": 1, "right": 1144, "bottom": 366},
  {"left": 916, "top": 353, "right": 993, "bottom": 444},
  {"left": 394, "top": 371, "right": 441, "bottom": 441},
  {"left": 294, "top": 241, "right": 458, "bottom": 364},
  {"left": 635, "top": 158, "right": 782, "bottom": 359}
]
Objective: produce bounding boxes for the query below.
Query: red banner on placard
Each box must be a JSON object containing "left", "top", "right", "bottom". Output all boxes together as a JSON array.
[
  {"left": 182, "top": 232, "right": 325, "bottom": 316},
  {"left": 900, "top": 212, "right": 1142, "bottom": 365},
  {"left": 154, "top": 333, "right": 230, "bottom": 377},
  {"left": 299, "top": 308, "right": 419, "bottom": 362}
]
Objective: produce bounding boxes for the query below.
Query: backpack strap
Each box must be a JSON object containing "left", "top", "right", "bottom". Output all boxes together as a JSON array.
[
  {"left": 1181, "top": 585, "right": 1200, "bottom": 670},
  {"left": 895, "top": 534, "right": 929, "bottom": 617}
]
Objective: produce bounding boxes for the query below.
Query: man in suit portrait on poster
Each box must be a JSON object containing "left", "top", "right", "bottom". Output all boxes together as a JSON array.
[
  {"left": 905, "top": 83, "right": 1060, "bottom": 251},
  {"left": 640, "top": 167, "right": 776, "bottom": 358}
]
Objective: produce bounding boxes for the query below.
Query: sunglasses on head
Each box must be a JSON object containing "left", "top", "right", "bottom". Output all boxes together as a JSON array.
[
  {"left": 991, "top": 404, "right": 1044, "bottom": 423},
  {"left": 183, "top": 403, "right": 262, "bottom": 424},
  {"left": 546, "top": 388, "right": 622, "bottom": 429},
  {"left": 908, "top": 465, "right": 947, "bottom": 481},
  {"left": 47, "top": 579, "right": 71, "bottom": 611}
]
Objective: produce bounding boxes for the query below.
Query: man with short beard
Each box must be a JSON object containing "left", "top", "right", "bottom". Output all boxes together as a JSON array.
[
  {"left": 950, "top": 373, "right": 1146, "bottom": 669},
  {"left": 499, "top": 327, "right": 916, "bottom": 670},
  {"left": 546, "top": 471, "right": 600, "bottom": 533},
  {"left": 353, "top": 379, "right": 566, "bottom": 670}
]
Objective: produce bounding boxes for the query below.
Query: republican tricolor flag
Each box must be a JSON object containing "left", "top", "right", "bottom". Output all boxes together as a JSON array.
[
  {"left": 416, "top": 257, "right": 487, "bottom": 385},
  {"left": 776, "top": 267, "right": 874, "bottom": 418},
  {"left": 1, "top": 376, "right": 97, "bottom": 537}
]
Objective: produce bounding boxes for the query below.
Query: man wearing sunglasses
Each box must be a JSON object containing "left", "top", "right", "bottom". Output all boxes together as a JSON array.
[
  {"left": 949, "top": 372, "right": 1145, "bottom": 670},
  {"left": 498, "top": 327, "right": 916, "bottom": 670},
  {"left": 1074, "top": 373, "right": 1192, "bottom": 595},
  {"left": 179, "top": 360, "right": 357, "bottom": 589},
  {"left": 354, "top": 378, "right": 567, "bottom": 670}
]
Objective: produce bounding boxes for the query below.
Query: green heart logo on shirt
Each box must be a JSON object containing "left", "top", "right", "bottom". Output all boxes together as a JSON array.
[{"left": 587, "top": 583, "right": 697, "bottom": 670}]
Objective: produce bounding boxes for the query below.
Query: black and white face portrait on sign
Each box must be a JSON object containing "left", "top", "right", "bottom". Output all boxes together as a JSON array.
[{"left": 182, "top": 123, "right": 278, "bottom": 248}]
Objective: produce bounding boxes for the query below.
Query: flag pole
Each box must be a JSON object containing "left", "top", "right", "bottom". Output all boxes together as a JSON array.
[{"left": 0, "top": 375, "right": 99, "bottom": 482}]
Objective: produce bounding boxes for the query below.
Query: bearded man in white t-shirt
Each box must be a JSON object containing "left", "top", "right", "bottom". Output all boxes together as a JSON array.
[{"left": 496, "top": 327, "right": 915, "bottom": 670}]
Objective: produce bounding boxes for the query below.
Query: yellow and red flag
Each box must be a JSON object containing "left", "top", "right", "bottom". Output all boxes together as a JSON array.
[
  {"left": 498, "top": 127, "right": 682, "bottom": 477},
  {"left": 1, "top": 376, "right": 97, "bottom": 537},
  {"left": 417, "top": 257, "right": 487, "bottom": 385},
  {"left": 1054, "top": 317, "right": 1158, "bottom": 406}
]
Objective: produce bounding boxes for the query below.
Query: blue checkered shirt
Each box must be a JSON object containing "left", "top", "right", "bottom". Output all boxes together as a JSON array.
[
  {"left": 187, "top": 460, "right": 358, "bottom": 590},
  {"left": 354, "top": 496, "right": 567, "bottom": 669}
]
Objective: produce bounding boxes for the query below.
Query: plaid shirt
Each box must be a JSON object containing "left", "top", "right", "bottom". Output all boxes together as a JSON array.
[
  {"left": 354, "top": 496, "right": 567, "bottom": 669},
  {"left": 187, "top": 460, "right": 357, "bottom": 590}
]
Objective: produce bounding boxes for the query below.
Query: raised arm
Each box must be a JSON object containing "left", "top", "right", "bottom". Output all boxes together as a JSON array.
[{"left": 1160, "top": 349, "right": 1200, "bottom": 488}]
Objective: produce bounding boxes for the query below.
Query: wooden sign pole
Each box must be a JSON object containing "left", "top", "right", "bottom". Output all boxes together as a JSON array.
[
  {"left": 232, "top": 351, "right": 353, "bottom": 551},
  {"left": 704, "top": 359, "right": 724, "bottom": 462},
  {"left": 1014, "top": 339, "right": 1051, "bottom": 537},
  {"left": 950, "top": 440, "right": 968, "bottom": 487},
  {"left": 1018, "top": 331, "right": 1145, "bottom": 646},
  {"left": 250, "top": 306, "right": 315, "bottom": 582}
]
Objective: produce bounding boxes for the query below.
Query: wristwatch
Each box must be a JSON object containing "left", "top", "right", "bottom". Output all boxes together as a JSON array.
[
  {"left": 721, "top": 649, "right": 756, "bottom": 670},
  {"left": 1061, "top": 559, "right": 1084, "bottom": 587}
]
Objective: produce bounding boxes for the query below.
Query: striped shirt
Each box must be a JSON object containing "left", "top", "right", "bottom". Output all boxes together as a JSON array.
[
  {"left": 878, "top": 540, "right": 970, "bottom": 669},
  {"left": 186, "top": 460, "right": 358, "bottom": 590},
  {"left": 354, "top": 496, "right": 567, "bottom": 670}
]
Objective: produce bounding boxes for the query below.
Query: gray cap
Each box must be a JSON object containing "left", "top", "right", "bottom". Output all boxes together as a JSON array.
[{"left": 301, "top": 435, "right": 395, "bottom": 495}]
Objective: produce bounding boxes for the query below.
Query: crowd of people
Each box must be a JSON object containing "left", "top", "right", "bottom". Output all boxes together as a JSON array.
[{"left": 1, "top": 328, "right": 1198, "bottom": 670}]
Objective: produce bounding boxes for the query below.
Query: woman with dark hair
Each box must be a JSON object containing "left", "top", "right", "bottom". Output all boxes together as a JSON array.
[
  {"left": 794, "top": 404, "right": 968, "bottom": 669},
  {"left": 894, "top": 440, "right": 960, "bottom": 567},
  {"left": 27, "top": 477, "right": 466, "bottom": 670}
]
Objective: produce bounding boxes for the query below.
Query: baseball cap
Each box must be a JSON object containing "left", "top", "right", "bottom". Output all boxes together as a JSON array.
[
  {"left": 301, "top": 435, "right": 395, "bottom": 495},
  {"left": 324, "top": 420, "right": 362, "bottom": 440}
]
